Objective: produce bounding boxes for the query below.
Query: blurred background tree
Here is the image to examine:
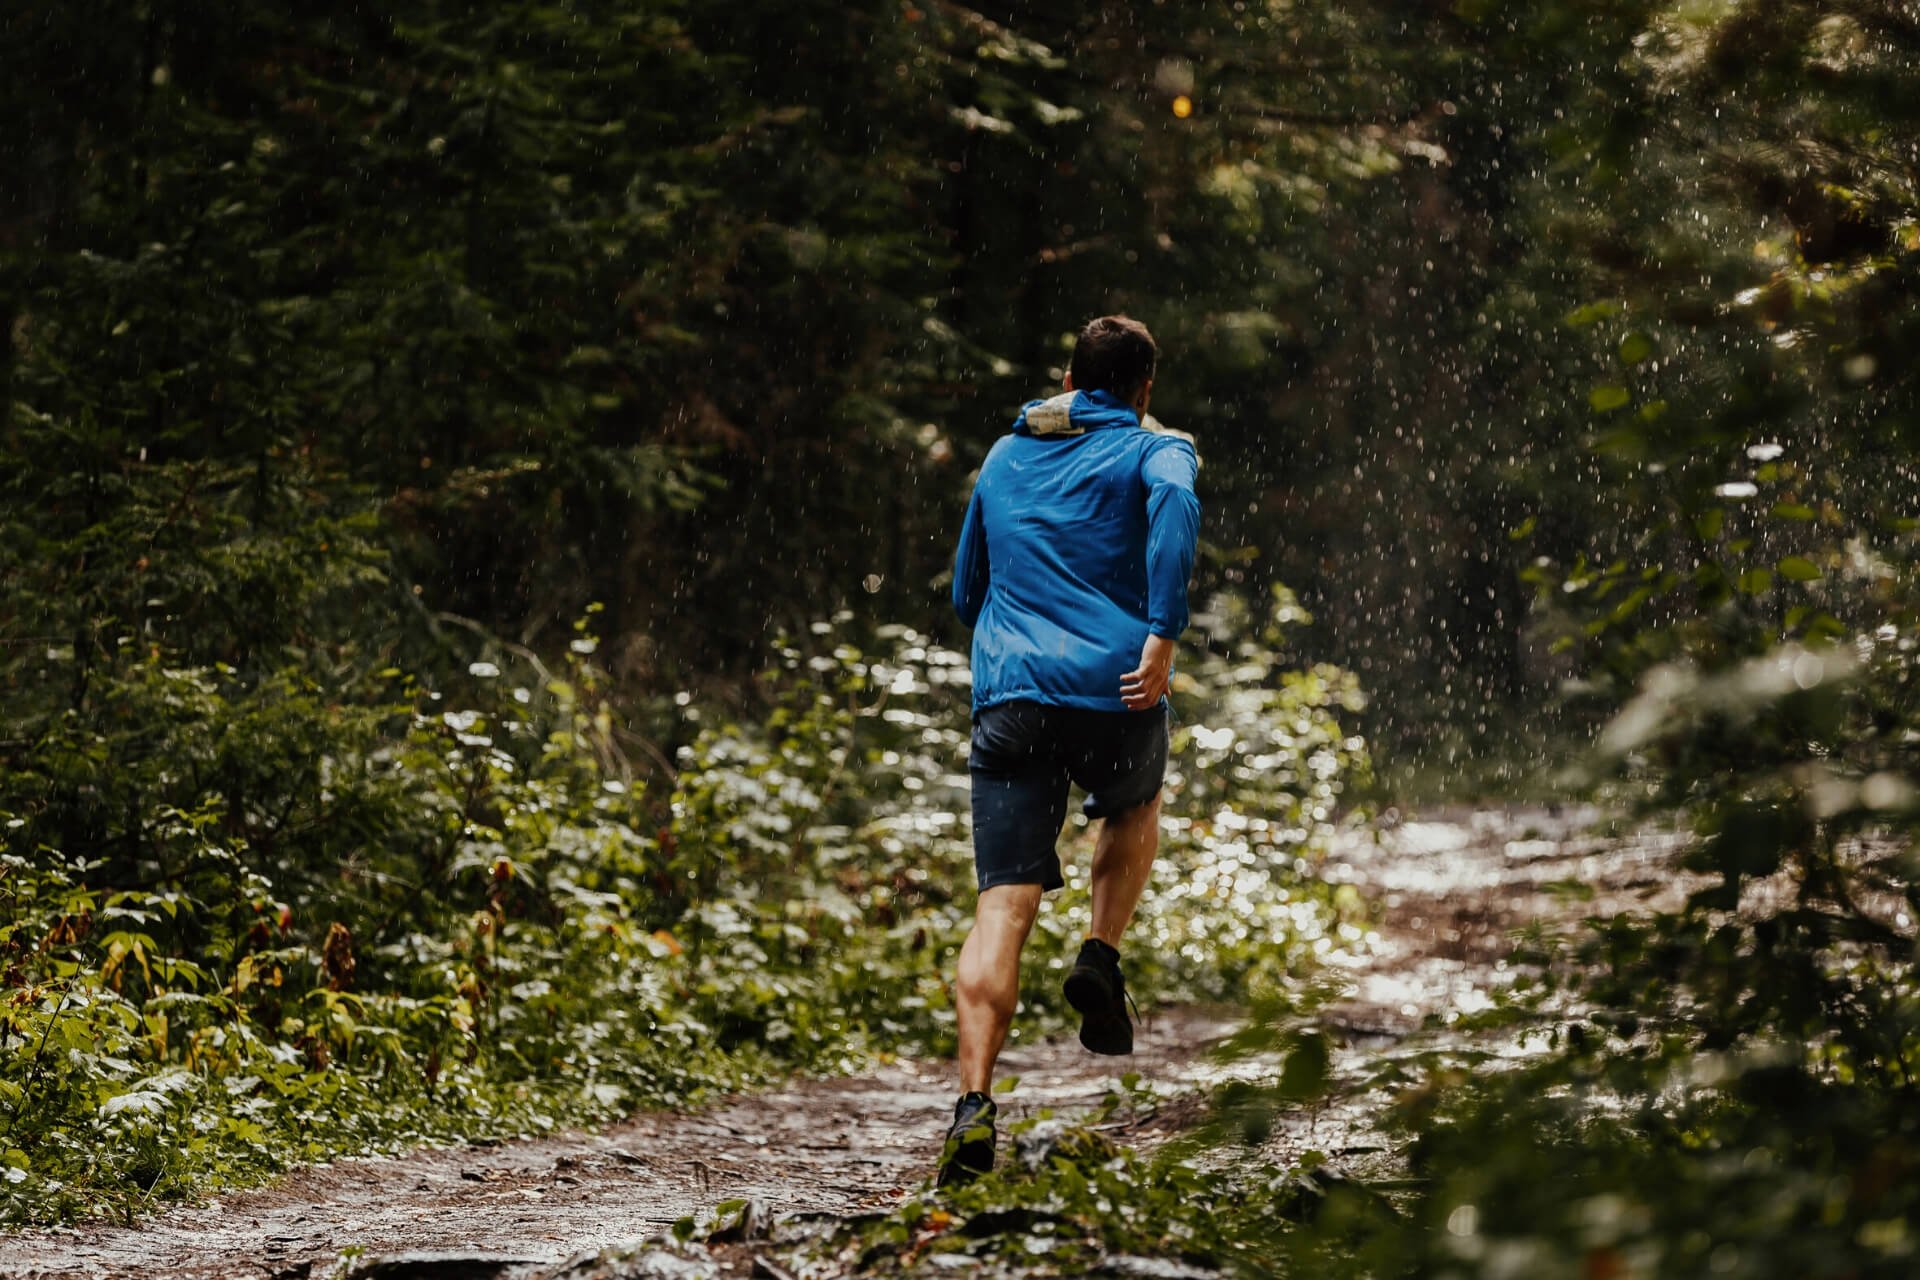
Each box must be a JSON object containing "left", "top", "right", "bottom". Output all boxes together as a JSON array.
[{"left": 7, "top": 0, "right": 1777, "bottom": 760}]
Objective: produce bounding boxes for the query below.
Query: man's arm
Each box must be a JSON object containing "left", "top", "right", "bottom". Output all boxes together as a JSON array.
[
  {"left": 1121, "top": 438, "right": 1200, "bottom": 709},
  {"left": 1143, "top": 437, "right": 1200, "bottom": 639},
  {"left": 952, "top": 483, "right": 990, "bottom": 628}
]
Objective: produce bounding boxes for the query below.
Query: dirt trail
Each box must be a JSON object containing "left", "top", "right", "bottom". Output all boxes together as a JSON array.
[
  {"left": 0, "top": 1010, "right": 1237, "bottom": 1280},
  {"left": 0, "top": 808, "right": 1676, "bottom": 1280},
  {"left": 1322, "top": 804, "right": 1687, "bottom": 1036}
]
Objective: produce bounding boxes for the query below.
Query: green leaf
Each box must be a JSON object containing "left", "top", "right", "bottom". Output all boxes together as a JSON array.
[
  {"left": 1564, "top": 299, "right": 1622, "bottom": 328},
  {"left": 1777, "top": 556, "right": 1822, "bottom": 582},
  {"left": 1508, "top": 516, "right": 1537, "bottom": 541},
  {"left": 1738, "top": 568, "right": 1774, "bottom": 596},
  {"left": 1588, "top": 384, "right": 1631, "bottom": 413},
  {"left": 1608, "top": 586, "right": 1654, "bottom": 624},
  {"left": 1591, "top": 426, "right": 1645, "bottom": 458},
  {"left": 1804, "top": 612, "right": 1848, "bottom": 641},
  {"left": 1278, "top": 1030, "right": 1331, "bottom": 1100},
  {"left": 1618, "top": 331, "right": 1654, "bottom": 364},
  {"left": 1770, "top": 502, "right": 1816, "bottom": 521}
]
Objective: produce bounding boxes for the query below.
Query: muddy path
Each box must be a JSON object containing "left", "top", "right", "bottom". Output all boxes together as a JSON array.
[
  {"left": 0, "top": 808, "right": 1676, "bottom": 1280},
  {"left": 1321, "top": 804, "right": 1688, "bottom": 1037},
  {"left": 0, "top": 1010, "right": 1237, "bottom": 1280}
]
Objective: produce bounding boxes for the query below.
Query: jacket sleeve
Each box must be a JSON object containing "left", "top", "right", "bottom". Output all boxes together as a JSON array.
[
  {"left": 1142, "top": 437, "right": 1200, "bottom": 639},
  {"left": 952, "top": 483, "right": 990, "bottom": 629}
]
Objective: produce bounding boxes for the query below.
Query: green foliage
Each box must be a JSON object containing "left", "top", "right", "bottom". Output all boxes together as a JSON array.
[
  {"left": 1285, "top": 7, "right": 1920, "bottom": 1274},
  {"left": 1515, "top": 0, "right": 1920, "bottom": 1167},
  {"left": 1214, "top": 9, "right": 1920, "bottom": 1269},
  {"left": 0, "top": 600, "right": 1364, "bottom": 1223},
  {"left": 812, "top": 1120, "right": 1395, "bottom": 1278}
]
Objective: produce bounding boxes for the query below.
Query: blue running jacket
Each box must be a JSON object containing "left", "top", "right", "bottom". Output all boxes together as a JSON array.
[{"left": 952, "top": 388, "right": 1202, "bottom": 713}]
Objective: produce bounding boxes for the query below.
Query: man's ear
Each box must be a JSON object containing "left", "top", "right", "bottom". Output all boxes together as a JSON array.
[
  {"left": 1134, "top": 378, "right": 1153, "bottom": 412},
  {"left": 1063, "top": 371, "right": 1075, "bottom": 392}
]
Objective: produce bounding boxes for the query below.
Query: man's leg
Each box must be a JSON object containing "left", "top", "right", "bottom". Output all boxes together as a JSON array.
[
  {"left": 944, "top": 702, "right": 1064, "bottom": 1183},
  {"left": 1063, "top": 783, "right": 1163, "bottom": 1056},
  {"left": 1088, "top": 790, "right": 1162, "bottom": 947},
  {"left": 955, "top": 882, "right": 1043, "bottom": 1093}
]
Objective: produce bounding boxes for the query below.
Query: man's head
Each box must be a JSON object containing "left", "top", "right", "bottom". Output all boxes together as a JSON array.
[{"left": 1066, "top": 315, "right": 1157, "bottom": 411}]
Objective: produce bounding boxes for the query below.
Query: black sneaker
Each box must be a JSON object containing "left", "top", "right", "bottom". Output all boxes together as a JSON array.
[
  {"left": 936, "top": 1092, "right": 997, "bottom": 1188},
  {"left": 1062, "top": 937, "right": 1135, "bottom": 1055}
]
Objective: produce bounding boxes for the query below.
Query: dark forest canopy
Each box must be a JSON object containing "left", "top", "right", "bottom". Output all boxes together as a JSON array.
[{"left": 6, "top": 1, "right": 1916, "bottom": 750}]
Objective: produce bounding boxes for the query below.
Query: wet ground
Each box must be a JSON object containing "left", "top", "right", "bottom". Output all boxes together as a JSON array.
[
  {"left": 1322, "top": 804, "right": 1691, "bottom": 1035},
  {"left": 1243, "top": 805, "right": 1692, "bottom": 1177},
  {"left": 0, "top": 1014, "right": 1236, "bottom": 1280},
  {"left": 0, "top": 807, "right": 1680, "bottom": 1280}
]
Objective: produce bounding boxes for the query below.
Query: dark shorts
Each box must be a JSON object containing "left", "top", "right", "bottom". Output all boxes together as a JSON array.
[{"left": 968, "top": 699, "right": 1170, "bottom": 892}]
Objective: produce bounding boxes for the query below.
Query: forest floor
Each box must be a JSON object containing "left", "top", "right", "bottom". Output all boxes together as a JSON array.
[{"left": 0, "top": 806, "right": 1683, "bottom": 1280}]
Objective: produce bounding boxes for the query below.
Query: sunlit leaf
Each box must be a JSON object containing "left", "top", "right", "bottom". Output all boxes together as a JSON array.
[
  {"left": 1565, "top": 299, "right": 1622, "bottom": 327},
  {"left": 1588, "top": 384, "right": 1632, "bottom": 413},
  {"left": 1776, "top": 556, "right": 1821, "bottom": 582}
]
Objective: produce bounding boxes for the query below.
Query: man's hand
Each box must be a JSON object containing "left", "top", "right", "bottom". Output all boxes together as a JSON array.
[{"left": 1120, "top": 634, "right": 1175, "bottom": 710}]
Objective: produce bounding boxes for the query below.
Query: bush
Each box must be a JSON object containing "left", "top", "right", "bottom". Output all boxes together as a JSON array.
[{"left": 0, "top": 591, "right": 1368, "bottom": 1223}]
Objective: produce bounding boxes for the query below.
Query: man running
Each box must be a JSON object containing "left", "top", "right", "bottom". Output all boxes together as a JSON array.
[{"left": 938, "top": 315, "right": 1201, "bottom": 1187}]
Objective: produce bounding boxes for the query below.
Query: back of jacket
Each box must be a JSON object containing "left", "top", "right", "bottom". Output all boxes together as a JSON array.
[{"left": 952, "top": 388, "right": 1201, "bottom": 713}]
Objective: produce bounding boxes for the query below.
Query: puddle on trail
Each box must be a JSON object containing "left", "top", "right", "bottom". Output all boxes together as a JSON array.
[{"left": 0, "top": 808, "right": 1685, "bottom": 1280}]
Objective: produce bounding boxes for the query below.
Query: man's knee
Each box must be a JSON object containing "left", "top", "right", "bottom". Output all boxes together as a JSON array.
[
  {"left": 955, "top": 955, "right": 1014, "bottom": 1013},
  {"left": 958, "top": 884, "right": 1040, "bottom": 1006},
  {"left": 976, "top": 882, "right": 1044, "bottom": 932}
]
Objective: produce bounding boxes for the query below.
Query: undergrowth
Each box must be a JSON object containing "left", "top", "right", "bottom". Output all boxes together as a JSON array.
[{"left": 0, "top": 586, "right": 1367, "bottom": 1223}]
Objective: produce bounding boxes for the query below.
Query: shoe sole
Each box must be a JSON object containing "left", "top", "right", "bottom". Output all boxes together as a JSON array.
[{"left": 1063, "top": 968, "right": 1133, "bottom": 1056}]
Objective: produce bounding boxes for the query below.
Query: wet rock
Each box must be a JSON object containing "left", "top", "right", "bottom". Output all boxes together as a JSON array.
[
  {"left": 347, "top": 1252, "right": 545, "bottom": 1280},
  {"left": 1012, "top": 1120, "right": 1120, "bottom": 1171},
  {"left": 766, "top": 1209, "right": 855, "bottom": 1246},
  {"left": 1099, "top": 1255, "right": 1219, "bottom": 1279},
  {"left": 545, "top": 1241, "right": 720, "bottom": 1280},
  {"left": 704, "top": 1197, "right": 769, "bottom": 1243},
  {"left": 956, "top": 1207, "right": 1075, "bottom": 1238},
  {"left": 1271, "top": 1162, "right": 1375, "bottom": 1223}
]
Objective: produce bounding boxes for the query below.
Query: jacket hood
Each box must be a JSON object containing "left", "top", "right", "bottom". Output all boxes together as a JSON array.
[
  {"left": 1012, "top": 389, "right": 1139, "bottom": 437},
  {"left": 1012, "top": 389, "right": 1199, "bottom": 457}
]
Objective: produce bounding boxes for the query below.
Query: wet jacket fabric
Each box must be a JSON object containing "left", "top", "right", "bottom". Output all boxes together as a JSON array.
[{"left": 952, "top": 388, "right": 1202, "bottom": 713}]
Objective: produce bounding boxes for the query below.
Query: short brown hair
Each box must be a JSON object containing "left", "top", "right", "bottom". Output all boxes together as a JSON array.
[{"left": 1069, "top": 315, "right": 1157, "bottom": 400}]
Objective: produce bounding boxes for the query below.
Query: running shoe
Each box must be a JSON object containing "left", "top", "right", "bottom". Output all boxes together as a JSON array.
[
  {"left": 936, "top": 1091, "right": 997, "bottom": 1188},
  {"left": 1063, "top": 937, "right": 1136, "bottom": 1055}
]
